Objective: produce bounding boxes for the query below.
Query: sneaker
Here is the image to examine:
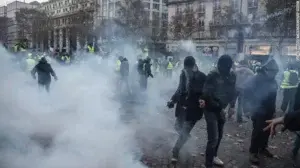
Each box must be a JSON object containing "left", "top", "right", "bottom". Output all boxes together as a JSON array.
[
  {"left": 260, "top": 149, "right": 274, "bottom": 158},
  {"left": 249, "top": 153, "right": 260, "bottom": 164},
  {"left": 171, "top": 157, "right": 178, "bottom": 163},
  {"left": 213, "top": 156, "right": 224, "bottom": 166},
  {"left": 201, "top": 165, "right": 213, "bottom": 168}
]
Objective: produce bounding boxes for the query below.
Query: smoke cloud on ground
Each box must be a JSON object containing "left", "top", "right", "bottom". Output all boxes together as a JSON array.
[{"left": 0, "top": 45, "right": 175, "bottom": 168}]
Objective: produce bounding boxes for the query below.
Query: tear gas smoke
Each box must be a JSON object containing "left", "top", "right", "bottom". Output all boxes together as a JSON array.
[{"left": 0, "top": 45, "right": 176, "bottom": 168}]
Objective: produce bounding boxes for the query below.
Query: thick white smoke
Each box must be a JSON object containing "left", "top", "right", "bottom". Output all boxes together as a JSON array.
[{"left": 0, "top": 46, "right": 149, "bottom": 168}]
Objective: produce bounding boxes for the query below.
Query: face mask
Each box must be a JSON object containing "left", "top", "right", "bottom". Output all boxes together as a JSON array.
[{"left": 218, "top": 65, "right": 231, "bottom": 74}]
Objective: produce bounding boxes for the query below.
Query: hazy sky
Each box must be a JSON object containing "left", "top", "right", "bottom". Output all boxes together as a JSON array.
[{"left": 0, "top": 0, "right": 48, "bottom": 6}]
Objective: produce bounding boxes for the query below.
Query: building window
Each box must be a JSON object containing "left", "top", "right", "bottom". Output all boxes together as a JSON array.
[
  {"left": 232, "top": 0, "right": 239, "bottom": 10},
  {"left": 176, "top": 5, "right": 182, "bottom": 13},
  {"left": 153, "top": 4, "right": 159, "bottom": 10},
  {"left": 198, "top": 2, "right": 205, "bottom": 13},
  {"left": 186, "top": 2, "right": 193, "bottom": 9},
  {"left": 213, "top": 0, "right": 221, "bottom": 11},
  {"left": 153, "top": 0, "right": 160, "bottom": 2},
  {"left": 162, "top": 20, "right": 168, "bottom": 27},
  {"left": 143, "top": 2, "right": 150, "bottom": 9},
  {"left": 162, "top": 13, "right": 167, "bottom": 20},
  {"left": 248, "top": 0, "right": 258, "bottom": 8},
  {"left": 199, "top": 18, "right": 205, "bottom": 27}
]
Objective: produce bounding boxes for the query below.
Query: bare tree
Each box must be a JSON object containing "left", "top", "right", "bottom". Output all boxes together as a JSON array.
[
  {"left": 262, "top": 0, "right": 295, "bottom": 53},
  {"left": 169, "top": 6, "right": 199, "bottom": 40},
  {"left": 116, "top": 0, "right": 150, "bottom": 39},
  {"left": 94, "top": 0, "right": 150, "bottom": 43},
  {"left": 70, "top": 7, "right": 95, "bottom": 46},
  {"left": 15, "top": 8, "right": 53, "bottom": 49}
]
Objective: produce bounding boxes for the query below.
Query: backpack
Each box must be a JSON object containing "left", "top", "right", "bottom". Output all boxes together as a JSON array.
[{"left": 289, "top": 71, "right": 299, "bottom": 86}]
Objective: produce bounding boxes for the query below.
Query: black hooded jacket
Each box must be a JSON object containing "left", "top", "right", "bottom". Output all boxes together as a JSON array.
[
  {"left": 202, "top": 55, "right": 236, "bottom": 112},
  {"left": 31, "top": 58, "right": 57, "bottom": 84},
  {"left": 171, "top": 56, "right": 206, "bottom": 121},
  {"left": 120, "top": 58, "right": 129, "bottom": 77},
  {"left": 242, "top": 59, "right": 278, "bottom": 119},
  {"left": 282, "top": 83, "right": 300, "bottom": 131}
]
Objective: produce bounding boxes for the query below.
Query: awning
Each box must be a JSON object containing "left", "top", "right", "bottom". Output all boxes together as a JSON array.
[{"left": 248, "top": 45, "right": 271, "bottom": 55}]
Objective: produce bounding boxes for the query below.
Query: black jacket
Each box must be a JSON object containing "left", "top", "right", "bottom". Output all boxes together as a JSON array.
[
  {"left": 138, "top": 60, "right": 153, "bottom": 78},
  {"left": 171, "top": 68, "right": 206, "bottom": 121},
  {"left": 31, "top": 60, "right": 57, "bottom": 84},
  {"left": 284, "top": 84, "right": 300, "bottom": 131},
  {"left": 120, "top": 58, "right": 129, "bottom": 77},
  {"left": 243, "top": 73, "right": 277, "bottom": 119},
  {"left": 202, "top": 69, "right": 236, "bottom": 112}
]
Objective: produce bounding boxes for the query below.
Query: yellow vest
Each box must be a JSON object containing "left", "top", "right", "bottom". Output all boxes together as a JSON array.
[
  {"left": 14, "top": 45, "right": 18, "bottom": 52},
  {"left": 167, "top": 62, "right": 173, "bottom": 70},
  {"left": 281, "top": 70, "right": 299, "bottom": 89},
  {"left": 26, "top": 58, "right": 36, "bottom": 71},
  {"left": 88, "top": 46, "right": 95, "bottom": 53},
  {"left": 65, "top": 56, "right": 71, "bottom": 64},
  {"left": 116, "top": 60, "right": 121, "bottom": 71}
]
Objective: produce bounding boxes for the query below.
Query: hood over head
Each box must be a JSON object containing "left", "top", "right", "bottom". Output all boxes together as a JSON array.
[
  {"left": 39, "top": 57, "right": 47, "bottom": 63},
  {"left": 260, "top": 59, "right": 279, "bottom": 79},
  {"left": 217, "top": 55, "right": 233, "bottom": 75},
  {"left": 183, "top": 56, "right": 195, "bottom": 69}
]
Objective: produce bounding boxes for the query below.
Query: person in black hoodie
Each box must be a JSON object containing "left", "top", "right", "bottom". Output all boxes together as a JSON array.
[
  {"left": 120, "top": 57, "right": 130, "bottom": 93},
  {"left": 31, "top": 57, "right": 58, "bottom": 92},
  {"left": 202, "top": 55, "right": 236, "bottom": 168},
  {"left": 167, "top": 56, "right": 206, "bottom": 162},
  {"left": 243, "top": 59, "right": 279, "bottom": 165},
  {"left": 138, "top": 57, "right": 153, "bottom": 90},
  {"left": 264, "top": 82, "right": 300, "bottom": 164}
]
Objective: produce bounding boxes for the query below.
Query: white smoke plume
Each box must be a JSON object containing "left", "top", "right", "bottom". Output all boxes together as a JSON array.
[{"left": 0, "top": 46, "right": 158, "bottom": 168}]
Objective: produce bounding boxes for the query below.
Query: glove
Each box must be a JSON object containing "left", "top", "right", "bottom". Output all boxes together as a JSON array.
[{"left": 167, "top": 101, "right": 175, "bottom": 108}]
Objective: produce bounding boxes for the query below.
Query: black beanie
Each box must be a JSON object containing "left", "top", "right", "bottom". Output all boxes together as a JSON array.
[
  {"left": 217, "top": 55, "right": 233, "bottom": 68},
  {"left": 183, "top": 56, "right": 195, "bottom": 68}
]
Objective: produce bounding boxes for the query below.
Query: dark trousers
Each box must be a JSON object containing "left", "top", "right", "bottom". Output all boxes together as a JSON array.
[
  {"left": 174, "top": 113, "right": 185, "bottom": 134},
  {"left": 281, "top": 88, "right": 297, "bottom": 113},
  {"left": 204, "top": 110, "right": 225, "bottom": 167},
  {"left": 172, "top": 120, "right": 197, "bottom": 157},
  {"left": 139, "top": 75, "right": 147, "bottom": 91},
  {"left": 120, "top": 76, "right": 130, "bottom": 93},
  {"left": 249, "top": 116, "right": 271, "bottom": 154},
  {"left": 38, "top": 82, "right": 50, "bottom": 92},
  {"left": 293, "top": 134, "right": 300, "bottom": 157},
  {"left": 236, "top": 94, "right": 243, "bottom": 122},
  {"left": 166, "top": 70, "right": 172, "bottom": 78}
]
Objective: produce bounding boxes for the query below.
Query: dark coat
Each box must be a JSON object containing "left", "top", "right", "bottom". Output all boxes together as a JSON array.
[
  {"left": 202, "top": 69, "right": 236, "bottom": 112},
  {"left": 243, "top": 73, "right": 277, "bottom": 119},
  {"left": 31, "top": 59, "right": 57, "bottom": 84},
  {"left": 171, "top": 68, "right": 206, "bottom": 121},
  {"left": 120, "top": 58, "right": 129, "bottom": 77},
  {"left": 284, "top": 84, "right": 300, "bottom": 131}
]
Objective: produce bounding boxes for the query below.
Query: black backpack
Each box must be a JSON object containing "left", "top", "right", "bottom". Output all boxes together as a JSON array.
[{"left": 289, "top": 71, "right": 299, "bottom": 86}]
